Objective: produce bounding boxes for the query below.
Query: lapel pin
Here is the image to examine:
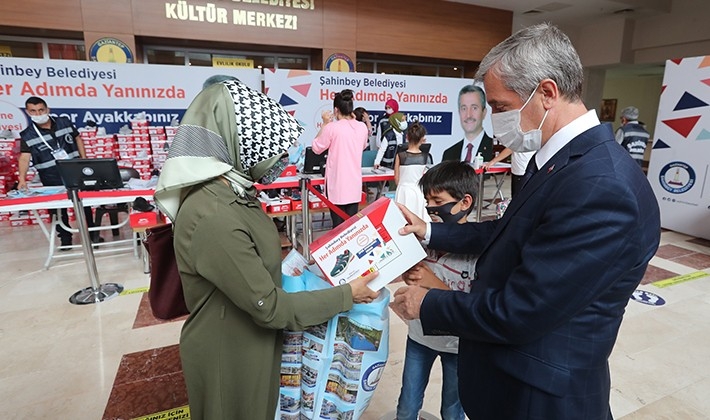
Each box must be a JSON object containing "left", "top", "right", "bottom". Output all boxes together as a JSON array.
[{"left": 547, "top": 164, "right": 555, "bottom": 173}]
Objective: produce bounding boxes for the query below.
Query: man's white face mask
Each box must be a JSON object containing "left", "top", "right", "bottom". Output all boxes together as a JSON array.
[
  {"left": 490, "top": 85, "right": 548, "bottom": 152},
  {"left": 30, "top": 113, "right": 50, "bottom": 125}
]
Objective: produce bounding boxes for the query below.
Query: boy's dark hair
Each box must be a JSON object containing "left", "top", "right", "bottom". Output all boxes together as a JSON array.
[
  {"left": 419, "top": 161, "right": 477, "bottom": 208},
  {"left": 406, "top": 121, "right": 426, "bottom": 144},
  {"left": 353, "top": 107, "right": 368, "bottom": 122},
  {"left": 25, "top": 96, "right": 47, "bottom": 108}
]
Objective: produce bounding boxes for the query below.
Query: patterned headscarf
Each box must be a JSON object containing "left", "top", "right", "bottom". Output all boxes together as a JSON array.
[{"left": 154, "top": 80, "right": 303, "bottom": 221}]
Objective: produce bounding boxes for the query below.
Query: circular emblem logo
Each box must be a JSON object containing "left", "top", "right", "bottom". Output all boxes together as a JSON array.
[
  {"left": 659, "top": 161, "right": 695, "bottom": 194},
  {"left": 82, "top": 167, "right": 95, "bottom": 176},
  {"left": 325, "top": 53, "right": 354, "bottom": 72},
  {"left": 89, "top": 37, "right": 134, "bottom": 63},
  {"left": 361, "top": 362, "right": 385, "bottom": 392}
]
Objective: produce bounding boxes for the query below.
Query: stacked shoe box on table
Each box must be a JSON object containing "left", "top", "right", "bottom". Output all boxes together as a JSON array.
[
  {"left": 116, "top": 118, "right": 153, "bottom": 180},
  {"left": 258, "top": 193, "right": 291, "bottom": 215},
  {"left": 0, "top": 131, "right": 19, "bottom": 199},
  {"left": 0, "top": 133, "right": 52, "bottom": 227},
  {"left": 149, "top": 125, "right": 175, "bottom": 172},
  {"left": 79, "top": 127, "right": 117, "bottom": 160}
]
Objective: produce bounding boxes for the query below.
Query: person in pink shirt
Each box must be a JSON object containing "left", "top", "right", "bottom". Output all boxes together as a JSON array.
[{"left": 312, "top": 89, "right": 369, "bottom": 227}]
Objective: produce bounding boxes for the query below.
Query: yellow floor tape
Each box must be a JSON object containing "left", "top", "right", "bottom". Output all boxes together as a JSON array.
[{"left": 653, "top": 271, "right": 709, "bottom": 288}]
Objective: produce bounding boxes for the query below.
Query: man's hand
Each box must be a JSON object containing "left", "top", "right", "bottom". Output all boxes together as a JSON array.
[
  {"left": 403, "top": 262, "right": 448, "bottom": 290},
  {"left": 348, "top": 271, "right": 380, "bottom": 304},
  {"left": 17, "top": 179, "right": 28, "bottom": 192},
  {"left": 390, "top": 285, "right": 428, "bottom": 320},
  {"left": 396, "top": 203, "right": 427, "bottom": 240}
]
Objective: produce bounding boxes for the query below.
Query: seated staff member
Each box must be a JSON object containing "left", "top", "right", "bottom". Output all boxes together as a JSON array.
[{"left": 18, "top": 96, "right": 102, "bottom": 248}]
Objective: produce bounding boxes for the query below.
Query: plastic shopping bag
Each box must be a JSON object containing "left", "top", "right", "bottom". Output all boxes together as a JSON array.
[{"left": 278, "top": 262, "right": 390, "bottom": 420}]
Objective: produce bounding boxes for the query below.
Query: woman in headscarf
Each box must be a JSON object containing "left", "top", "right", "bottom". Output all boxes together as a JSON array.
[
  {"left": 374, "top": 99, "right": 408, "bottom": 169},
  {"left": 154, "top": 80, "right": 378, "bottom": 420}
]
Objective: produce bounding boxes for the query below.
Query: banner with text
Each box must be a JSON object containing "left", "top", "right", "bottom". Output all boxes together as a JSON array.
[
  {"left": 263, "top": 69, "right": 492, "bottom": 164},
  {"left": 648, "top": 55, "right": 710, "bottom": 240},
  {"left": 0, "top": 57, "right": 261, "bottom": 135}
]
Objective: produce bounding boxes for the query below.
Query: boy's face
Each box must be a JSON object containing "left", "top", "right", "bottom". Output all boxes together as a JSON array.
[{"left": 425, "top": 190, "right": 470, "bottom": 224}]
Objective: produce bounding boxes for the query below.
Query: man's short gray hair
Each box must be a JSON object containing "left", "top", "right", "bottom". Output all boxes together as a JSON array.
[
  {"left": 620, "top": 106, "right": 639, "bottom": 120},
  {"left": 475, "top": 23, "right": 584, "bottom": 103}
]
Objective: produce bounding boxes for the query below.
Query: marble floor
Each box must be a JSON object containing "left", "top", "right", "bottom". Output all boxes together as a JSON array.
[{"left": 1, "top": 180, "right": 710, "bottom": 420}]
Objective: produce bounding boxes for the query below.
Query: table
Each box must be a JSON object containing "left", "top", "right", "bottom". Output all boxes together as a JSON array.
[
  {"left": 1, "top": 186, "right": 157, "bottom": 304},
  {"left": 474, "top": 163, "right": 511, "bottom": 221},
  {"left": 256, "top": 167, "right": 395, "bottom": 257},
  {"left": 0, "top": 167, "right": 394, "bottom": 271},
  {"left": 0, "top": 187, "right": 156, "bottom": 269}
]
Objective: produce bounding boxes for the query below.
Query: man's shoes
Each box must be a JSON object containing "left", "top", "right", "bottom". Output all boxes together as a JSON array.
[{"left": 91, "top": 235, "right": 105, "bottom": 248}]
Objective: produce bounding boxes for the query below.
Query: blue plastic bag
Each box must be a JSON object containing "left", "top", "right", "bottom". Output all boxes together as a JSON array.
[{"left": 278, "top": 270, "right": 390, "bottom": 420}]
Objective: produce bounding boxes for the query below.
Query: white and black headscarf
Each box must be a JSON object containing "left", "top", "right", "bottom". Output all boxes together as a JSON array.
[{"left": 154, "top": 80, "right": 303, "bottom": 221}]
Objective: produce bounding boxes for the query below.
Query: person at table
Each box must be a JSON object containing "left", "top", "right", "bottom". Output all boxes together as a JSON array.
[
  {"left": 482, "top": 147, "right": 534, "bottom": 198},
  {"left": 154, "top": 79, "right": 379, "bottom": 420},
  {"left": 442, "top": 85, "right": 494, "bottom": 164},
  {"left": 391, "top": 23, "right": 660, "bottom": 420},
  {"left": 18, "top": 96, "right": 101, "bottom": 249},
  {"left": 312, "top": 89, "right": 369, "bottom": 227},
  {"left": 354, "top": 106, "right": 377, "bottom": 151}
]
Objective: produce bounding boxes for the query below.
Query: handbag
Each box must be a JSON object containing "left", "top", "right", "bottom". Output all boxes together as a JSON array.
[{"left": 143, "top": 223, "right": 189, "bottom": 320}]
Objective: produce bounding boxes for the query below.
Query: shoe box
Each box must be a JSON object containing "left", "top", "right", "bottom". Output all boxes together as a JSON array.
[{"left": 309, "top": 197, "right": 426, "bottom": 291}]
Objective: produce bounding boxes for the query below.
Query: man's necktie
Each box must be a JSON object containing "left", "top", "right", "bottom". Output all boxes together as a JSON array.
[
  {"left": 464, "top": 143, "right": 474, "bottom": 163},
  {"left": 520, "top": 155, "right": 538, "bottom": 189}
]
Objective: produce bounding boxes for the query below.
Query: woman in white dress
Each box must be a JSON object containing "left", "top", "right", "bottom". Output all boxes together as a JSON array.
[{"left": 394, "top": 121, "right": 431, "bottom": 221}]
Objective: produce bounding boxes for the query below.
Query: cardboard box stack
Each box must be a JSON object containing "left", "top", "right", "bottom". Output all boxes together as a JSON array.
[
  {"left": 115, "top": 117, "right": 153, "bottom": 180},
  {"left": 150, "top": 125, "right": 176, "bottom": 172},
  {"left": 0, "top": 132, "right": 19, "bottom": 199},
  {"left": 79, "top": 127, "right": 117, "bottom": 160}
]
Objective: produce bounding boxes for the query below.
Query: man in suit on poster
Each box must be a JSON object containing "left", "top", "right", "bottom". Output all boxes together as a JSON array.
[
  {"left": 441, "top": 84, "right": 494, "bottom": 163},
  {"left": 391, "top": 23, "right": 660, "bottom": 420}
]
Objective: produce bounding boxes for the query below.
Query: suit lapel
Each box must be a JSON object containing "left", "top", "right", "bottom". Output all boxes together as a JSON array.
[{"left": 476, "top": 124, "right": 612, "bottom": 257}]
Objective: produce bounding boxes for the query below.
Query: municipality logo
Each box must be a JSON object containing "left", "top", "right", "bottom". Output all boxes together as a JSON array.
[{"left": 659, "top": 161, "right": 695, "bottom": 194}]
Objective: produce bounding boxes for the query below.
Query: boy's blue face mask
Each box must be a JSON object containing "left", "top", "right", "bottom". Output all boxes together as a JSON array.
[{"left": 426, "top": 200, "right": 466, "bottom": 224}]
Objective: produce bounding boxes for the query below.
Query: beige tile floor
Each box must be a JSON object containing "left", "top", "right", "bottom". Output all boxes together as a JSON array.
[{"left": 1, "top": 178, "right": 709, "bottom": 419}]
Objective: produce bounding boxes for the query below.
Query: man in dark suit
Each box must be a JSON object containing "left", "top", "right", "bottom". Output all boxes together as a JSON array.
[
  {"left": 442, "top": 84, "right": 494, "bottom": 163},
  {"left": 391, "top": 23, "right": 660, "bottom": 420}
]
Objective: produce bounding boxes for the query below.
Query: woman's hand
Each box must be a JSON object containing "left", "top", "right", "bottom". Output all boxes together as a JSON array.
[
  {"left": 321, "top": 110, "right": 334, "bottom": 124},
  {"left": 348, "top": 271, "right": 380, "bottom": 304}
]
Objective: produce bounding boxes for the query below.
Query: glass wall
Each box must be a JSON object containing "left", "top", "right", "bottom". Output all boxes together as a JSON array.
[
  {"left": 357, "top": 56, "right": 467, "bottom": 78},
  {"left": 145, "top": 46, "right": 310, "bottom": 70},
  {"left": 0, "top": 36, "right": 85, "bottom": 60}
]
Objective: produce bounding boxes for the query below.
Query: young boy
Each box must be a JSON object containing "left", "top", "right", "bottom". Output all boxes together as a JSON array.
[{"left": 396, "top": 160, "right": 477, "bottom": 420}]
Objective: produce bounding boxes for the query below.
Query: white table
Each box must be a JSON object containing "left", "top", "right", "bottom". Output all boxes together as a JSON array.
[{"left": 0, "top": 187, "right": 155, "bottom": 269}]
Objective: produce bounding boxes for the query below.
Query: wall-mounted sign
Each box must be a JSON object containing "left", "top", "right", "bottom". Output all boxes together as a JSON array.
[
  {"left": 89, "top": 38, "right": 134, "bottom": 63},
  {"left": 163, "top": 1, "right": 314, "bottom": 30},
  {"left": 212, "top": 57, "right": 255, "bottom": 69},
  {"left": 325, "top": 53, "right": 354, "bottom": 72}
]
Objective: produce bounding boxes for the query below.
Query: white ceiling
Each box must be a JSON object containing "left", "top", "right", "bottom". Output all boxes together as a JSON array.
[{"left": 445, "top": 0, "right": 673, "bottom": 26}]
